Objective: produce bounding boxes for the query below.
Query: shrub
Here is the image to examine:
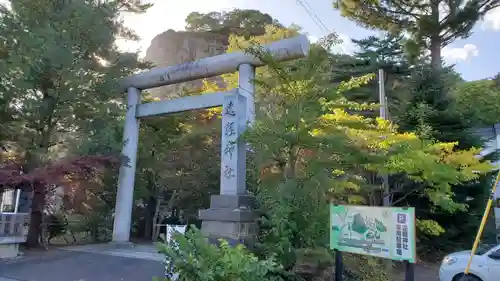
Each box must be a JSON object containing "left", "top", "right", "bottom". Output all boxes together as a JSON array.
[
  {"left": 158, "top": 227, "right": 285, "bottom": 281},
  {"left": 343, "top": 253, "right": 392, "bottom": 281}
]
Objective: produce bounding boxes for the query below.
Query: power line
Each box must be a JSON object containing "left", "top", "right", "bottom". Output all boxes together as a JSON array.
[
  {"left": 295, "top": 0, "right": 328, "bottom": 33},
  {"left": 301, "top": 0, "right": 330, "bottom": 33},
  {"left": 295, "top": 0, "right": 330, "bottom": 34}
]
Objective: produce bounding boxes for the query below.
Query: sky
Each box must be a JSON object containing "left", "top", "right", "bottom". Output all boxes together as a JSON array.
[
  {"left": 0, "top": 0, "right": 494, "bottom": 81},
  {"left": 118, "top": 0, "right": 500, "bottom": 81}
]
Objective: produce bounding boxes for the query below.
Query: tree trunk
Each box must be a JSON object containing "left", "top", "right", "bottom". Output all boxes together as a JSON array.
[
  {"left": 24, "top": 92, "right": 57, "bottom": 248},
  {"left": 25, "top": 188, "right": 46, "bottom": 247},
  {"left": 430, "top": 0, "right": 442, "bottom": 71},
  {"left": 430, "top": 35, "right": 442, "bottom": 71},
  {"left": 144, "top": 196, "right": 157, "bottom": 239},
  {"left": 25, "top": 212, "right": 42, "bottom": 247}
]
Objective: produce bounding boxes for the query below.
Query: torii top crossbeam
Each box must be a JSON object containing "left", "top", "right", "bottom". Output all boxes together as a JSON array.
[{"left": 120, "top": 35, "right": 310, "bottom": 90}]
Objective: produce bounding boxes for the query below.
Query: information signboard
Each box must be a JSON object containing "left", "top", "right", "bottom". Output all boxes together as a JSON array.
[{"left": 330, "top": 205, "right": 416, "bottom": 263}]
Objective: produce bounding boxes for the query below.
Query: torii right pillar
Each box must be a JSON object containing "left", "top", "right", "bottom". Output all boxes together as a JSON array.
[
  {"left": 198, "top": 65, "right": 257, "bottom": 247},
  {"left": 198, "top": 40, "right": 308, "bottom": 247}
]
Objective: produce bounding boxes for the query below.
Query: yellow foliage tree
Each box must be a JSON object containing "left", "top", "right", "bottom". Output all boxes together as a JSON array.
[{"left": 200, "top": 25, "right": 492, "bottom": 212}]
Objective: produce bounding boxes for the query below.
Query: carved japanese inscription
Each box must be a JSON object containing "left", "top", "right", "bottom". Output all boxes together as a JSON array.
[{"left": 220, "top": 93, "right": 247, "bottom": 195}]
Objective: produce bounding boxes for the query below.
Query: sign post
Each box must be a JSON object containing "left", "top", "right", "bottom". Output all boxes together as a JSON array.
[
  {"left": 330, "top": 205, "right": 417, "bottom": 281},
  {"left": 334, "top": 249, "right": 343, "bottom": 281}
]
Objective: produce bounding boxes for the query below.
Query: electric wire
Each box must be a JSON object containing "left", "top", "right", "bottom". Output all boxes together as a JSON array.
[{"left": 295, "top": 0, "right": 330, "bottom": 35}]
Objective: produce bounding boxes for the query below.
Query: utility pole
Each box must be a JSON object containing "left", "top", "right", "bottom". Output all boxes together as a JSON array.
[
  {"left": 378, "top": 68, "right": 391, "bottom": 206},
  {"left": 378, "top": 68, "right": 388, "bottom": 121},
  {"left": 379, "top": 70, "right": 414, "bottom": 281},
  {"left": 379, "top": 67, "right": 396, "bottom": 273},
  {"left": 494, "top": 124, "right": 500, "bottom": 243}
]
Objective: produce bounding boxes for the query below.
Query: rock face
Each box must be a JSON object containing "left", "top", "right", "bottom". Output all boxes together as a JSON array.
[{"left": 144, "top": 29, "right": 229, "bottom": 98}]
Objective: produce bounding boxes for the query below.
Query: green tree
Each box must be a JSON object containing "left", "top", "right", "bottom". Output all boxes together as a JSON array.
[
  {"left": 453, "top": 79, "right": 500, "bottom": 125},
  {"left": 185, "top": 9, "right": 282, "bottom": 38},
  {"left": 352, "top": 34, "right": 410, "bottom": 66},
  {"left": 492, "top": 72, "right": 500, "bottom": 88},
  {"left": 393, "top": 65, "right": 497, "bottom": 257},
  {"left": 0, "top": 87, "right": 18, "bottom": 154},
  {"left": 399, "top": 66, "right": 481, "bottom": 148},
  {"left": 328, "top": 34, "right": 487, "bottom": 256},
  {"left": 0, "top": 0, "right": 151, "bottom": 246},
  {"left": 330, "top": 34, "right": 413, "bottom": 118},
  {"left": 201, "top": 26, "right": 491, "bottom": 280},
  {"left": 333, "top": 0, "right": 500, "bottom": 70}
]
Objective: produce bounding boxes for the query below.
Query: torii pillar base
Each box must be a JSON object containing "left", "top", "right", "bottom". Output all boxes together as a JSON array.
[{"left": 198, "top": 194, "right": 258, "bottom": 248}]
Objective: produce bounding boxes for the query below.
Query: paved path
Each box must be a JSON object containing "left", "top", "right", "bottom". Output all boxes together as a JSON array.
[
  {"left": 395, "top": 262, "right": 440, "bottom": 281},
  {"left": 1, "top": 244, "right": 440, "bottom": 281},
  {"left": 0, "top": 246, "right": 165, "bottom": 281}
]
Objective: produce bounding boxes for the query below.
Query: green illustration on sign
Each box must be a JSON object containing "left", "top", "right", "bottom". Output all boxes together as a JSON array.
[{"left": 330, "top": 205, "right": 416, "bottom": 263}]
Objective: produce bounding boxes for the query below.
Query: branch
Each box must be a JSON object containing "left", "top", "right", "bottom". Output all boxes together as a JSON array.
[
  {"left": 391, "top": 186, "right": 422, "bottom": 206},
  {"left": 441, "top": 0, "right": 500, "bottom": 43},
  {"left": 47, "top": 140, "right": 66, "bottom": 148},
  {"left": 390, "top": 0, "right": 422, "bottom": 20}
]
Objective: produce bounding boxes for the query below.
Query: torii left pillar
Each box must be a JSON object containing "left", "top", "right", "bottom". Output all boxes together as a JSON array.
[{"left": 112, "top": 87, "right": 141, "bottom": 243}]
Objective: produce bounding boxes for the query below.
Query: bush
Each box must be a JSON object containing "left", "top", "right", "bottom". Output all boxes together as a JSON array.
[
  {"left": 158, "top": 227, "right": 286, "bottom": 281},
  {"left": 293, "top": 248, "right": 334, "bottom": 281},
  {"left": 343, "top": 253, "right": 392, "bottom": 281},
  {"left": 291, "top": 248, "right": 393, "bottom": 281}
]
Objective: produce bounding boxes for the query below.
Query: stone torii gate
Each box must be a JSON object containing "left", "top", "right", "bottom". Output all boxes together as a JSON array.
[{"left": 112, "top": 35, "right": 310, "bottom": 244}]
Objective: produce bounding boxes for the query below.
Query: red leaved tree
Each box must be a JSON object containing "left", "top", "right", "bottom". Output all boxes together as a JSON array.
[{"left": 0, "top": 155, "right": 119, "bottom": 247}]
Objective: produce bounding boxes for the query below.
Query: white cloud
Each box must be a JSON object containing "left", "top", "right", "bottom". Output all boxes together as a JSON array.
[
  {"left": 308, "top": 34, "right": 358, "bottom": 55},
  {"left": 307, "top": 35, "right": 319, "bottom": 43},
  {"left": 294, "top": 34, "right": 479, "bottom": 65},
  {"left": 442, "top": 44, "right": 479, "bottom": 63},
  {"left": 326, "top": 35, "right": 480, "bottom": 64},
  {"left": 483, "top": 7, "right": 500, "bottom": 31},
  {"left": 332, "top": 34, "right": 358, "bottom": 54}
]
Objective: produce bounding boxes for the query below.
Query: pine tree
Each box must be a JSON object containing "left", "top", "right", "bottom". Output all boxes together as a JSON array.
[
  {"left": 399, "top": 66, "right": 482, "bottom": 148},
  {"left": 330, "top": 34, "right": 413, "bottom": 118},
  {"left": 333, "top": 0, "right": 500, "bottom": 70},
  {"left": 0, "top": 0, "right": 151, "bottom": 246},
  {"left": 352, "top": 34, "right": 409, "bottom": 66}
]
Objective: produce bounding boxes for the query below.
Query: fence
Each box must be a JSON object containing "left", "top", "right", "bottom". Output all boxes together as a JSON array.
[{"left": 0, "top": 213, "right": 29, "bottom": 239}]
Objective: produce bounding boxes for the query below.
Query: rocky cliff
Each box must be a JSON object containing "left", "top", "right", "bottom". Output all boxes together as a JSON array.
[{"left": 144, "top": 29, "right": 229, "bottom": 98}]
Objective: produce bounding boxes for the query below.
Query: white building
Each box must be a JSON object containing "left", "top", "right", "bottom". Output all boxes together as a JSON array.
[{"left": 476, "top": 124, "right": 500, "bottom": 242}]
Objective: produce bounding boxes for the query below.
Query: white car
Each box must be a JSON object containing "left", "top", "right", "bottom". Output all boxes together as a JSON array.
[{"left": 439, "top": 244, "right": 500, "bottom": 281}]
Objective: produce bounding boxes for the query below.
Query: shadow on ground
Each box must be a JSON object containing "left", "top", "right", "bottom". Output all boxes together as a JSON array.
[
  {"left": 0, "top": 249, "right": 164, "bottom": 281},
  {"left": 395, "top": 262, "right": 440, "bottom": 281}
]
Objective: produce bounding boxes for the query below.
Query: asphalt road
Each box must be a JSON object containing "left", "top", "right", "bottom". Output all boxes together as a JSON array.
[
  {"left": 0, "top": 249, "right": 164, "bottom": 281},
  {"left": 0, "top": 248, "right": 441, "bottom": 281}
]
